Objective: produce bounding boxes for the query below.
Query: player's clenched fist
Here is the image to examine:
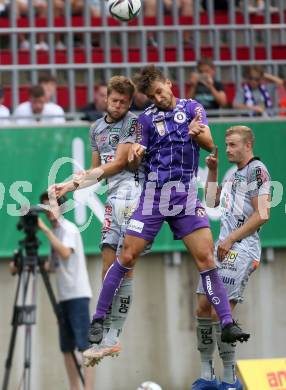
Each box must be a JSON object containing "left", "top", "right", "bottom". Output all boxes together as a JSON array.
[
  {"left": 49, "top": 182, "right": 75, "bottom": 199},
  {"left": 188, "top": 113, "right": 206, "bottom": 138},
  {"left": 128, "top": 143, "right": 145, "bottom": 162},
  {"left": 205, "top": 145, "right": 218, "bottom": 171}
]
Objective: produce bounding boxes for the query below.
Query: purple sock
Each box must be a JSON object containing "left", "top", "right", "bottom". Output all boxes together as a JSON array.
[
  {"left": 93, "top": 258, "right": 131, "bottom": 320},
  {"left": 201, "top": 268, "right": 233, "bottom": 328}
]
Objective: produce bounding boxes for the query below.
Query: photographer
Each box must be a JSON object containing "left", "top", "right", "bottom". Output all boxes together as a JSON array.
[
  {"left": 188, "top": 57, "right": 227, "bottom": 113},
  {"left": 38, "top": 191, "right": 94, "bottom": 390}
]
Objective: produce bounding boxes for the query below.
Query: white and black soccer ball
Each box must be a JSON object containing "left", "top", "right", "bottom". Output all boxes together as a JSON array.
[
  {"left": 137, "top": 381, "right": 163, "bottom": 390},
  {"left": 108, "top": 0, "right": 142, "bottom": 22}
]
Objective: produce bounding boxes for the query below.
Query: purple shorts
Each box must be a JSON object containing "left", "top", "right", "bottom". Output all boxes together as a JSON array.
[{"left": 126, "top": 184, "right": 210, "bottom": 242}]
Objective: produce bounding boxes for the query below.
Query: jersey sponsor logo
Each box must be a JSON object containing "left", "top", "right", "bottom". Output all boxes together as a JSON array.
[
  {"left": 200, "top": 327, "right": 214, "bottom": 345},
  {"left": 119, "top": 296, "right": 131, "bottom": 313},
  {"left": 96, "top": 135, "right": 108, "bottom": 143},
  {"left": 206, "top": 275, "right": 214, "bottom": 295},
  {"left": 110, "top": 127, "right": 120, "bottom": 133},
  {"left": 236, "top": 216, "right": 246, "bottom": 229},
  {"left": 123, "top": 204, "right": 136, "bottom": 219},
  {"left": 102, "top": 216, "right": 111, "bottom": 237},
  {"left": 256, "top": 167, "right": 263, "bottom": 189},
  {"left": 125, "top": 118, "right": 137, "bottom": 137},
  {"left": 174, "top": 111, "right": 187, "bottom": 124},
  {"left": 224, "top": 250, "right": 238, "bottom": 263},
  {"left": 135, "top": 122, "right": 143, "bottom": 143},
  {"left": 220, "top": 192, "right": 230, "bottom": 210},
  {"left": 105, "top": 205, "right": 112, "bottom": 215},
  {"left": 222, "top": 276, "right": 235, "bottom": 285},
  {"left": 127, "top": 219, "right": 144, "bottom": 233},
  {"left": 155, "top": 120, "right": 166, "bottom": 136},
  {"left": 255, "top": 166, "right": 270, "bottom": 190},
  {"left": 103, "top": 155, "right": 114, "bottom": 163}
]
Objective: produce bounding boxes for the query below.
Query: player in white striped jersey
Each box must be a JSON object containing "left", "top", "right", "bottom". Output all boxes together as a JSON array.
[
  {"left": 193, "top": 126, "right": 271, "bottom": 390},
  {"left": 53, "top": 76, "right": 144, "bottom": 365}
]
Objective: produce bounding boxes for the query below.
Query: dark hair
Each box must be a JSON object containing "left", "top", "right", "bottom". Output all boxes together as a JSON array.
[
  {"left": 39, "top": 191, "right": 67, "bottom": 207},
  {"left": 197, "top": 57, "right": 215, "bottom": 69},
  {"left": 133, "top": 65, "right": 166, "bottom": 94},
  {"left": 39, "top": 73, "right": 57, "bottom": 84},
  {"left": 29, "top": 85, "right": 45, "bottom": 98},
  {"left": 107, "top": 76, "right": 135, "bottom": 100},
  {"left": 244, "top": 65, "right": 264, "bottom": 79}
]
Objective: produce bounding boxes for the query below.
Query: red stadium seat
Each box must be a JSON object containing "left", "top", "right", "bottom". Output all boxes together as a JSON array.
[
  {"left": 2, "top": 43, "right": 286, "bottom": 66},
  {"left": 224, "top": 83, "right": 236, "bottom": 105},
  {"left": 0, "top": 10, "right": 284, "bottom": 29},
  {"left": 57, "top": 85, "right": 69, "bottom": 109}
]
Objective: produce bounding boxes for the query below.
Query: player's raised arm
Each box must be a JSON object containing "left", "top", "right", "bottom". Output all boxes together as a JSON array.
[
  {"left": 72, "top": 143, "right": 132, "bottom": 190},
  {"left": 205, "top": 145, "right": 221, "bottom": 208},
  {"left": 188, "top": 113, "right": 214, "bottom": 152}
]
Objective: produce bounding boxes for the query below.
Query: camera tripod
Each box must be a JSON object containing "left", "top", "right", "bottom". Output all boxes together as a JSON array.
[{"left": 2, "top": 237, "right": 84, "bottom": 390}]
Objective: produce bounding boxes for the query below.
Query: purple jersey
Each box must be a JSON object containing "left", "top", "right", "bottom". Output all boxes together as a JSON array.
[{"left": 137, "top": 98, "right": 208, "bottom": 187}]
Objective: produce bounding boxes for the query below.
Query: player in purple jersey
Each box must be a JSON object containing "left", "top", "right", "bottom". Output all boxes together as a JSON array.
[{"left": 84, "top": 66, "right": 250, "bottom": 349}]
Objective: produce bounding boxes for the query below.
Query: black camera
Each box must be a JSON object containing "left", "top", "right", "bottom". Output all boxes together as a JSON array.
[{"left": 17, "top": 205, "right": 45, "bottom": 238}]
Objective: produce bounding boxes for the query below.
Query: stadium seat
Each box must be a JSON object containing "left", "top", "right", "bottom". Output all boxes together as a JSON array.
[
  {"left": 2, "top": 43, "right": 286, "bottom": 66},
  {"left": 5, "top": 82, "right": 237, "bottom": 110},
  {"left": 0, "top": 9, "right": 284, "bottom": 29}
]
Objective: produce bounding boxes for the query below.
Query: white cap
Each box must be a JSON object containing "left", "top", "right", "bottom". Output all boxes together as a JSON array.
[{"left": 137, "top": 381, "right": 163, "bottom": 390}]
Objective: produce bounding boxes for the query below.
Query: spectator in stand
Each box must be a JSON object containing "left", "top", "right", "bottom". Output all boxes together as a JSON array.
[
  {"left": 233, "top": 65, "right": 284, "bottom": 116},
  {"left": 39, "top": 73, "right": 67, "bottom": 118},
  {"left": 39, "top": 73, "right": 58, "bottom": 102},
  {"left": 0, "top": 0, "right": 9, "bottom": 17},
  {"left": 278, "top": 81, "right": 286, "bottom": 116},
  {"left": 130, "top": 91, "right": 151, "bottom": 112},
  {"left": 145, "top": 0, "right": 193, "bottom": 47},
  {"left": 13, "top": 85, "right": 66, "bottom": 124},
  {"left": 81, "top": 84, "right": 107, "bottom": 122},
  {"left": 248, "top": 0, "right": 278, "bottom": 14},
  {"left": 15, "top": 1, "right": 65, "bottom": 50},
  {"left": 70, "top": 0, "right": 101, "bottom": 48},
  {"left": 188, "top": 57, "right": 227, "bottom": 114},
  {"left": 71, "top": 0, "right": 101, "bottom": 17},
  {"left": 202, "top": 0, "right": 240, "bottom": 11},
  {"left": 0, "top": 86, "right": 10, "bottom": 125}
]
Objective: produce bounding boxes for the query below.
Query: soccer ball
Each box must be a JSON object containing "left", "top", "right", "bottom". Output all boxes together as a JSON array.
[
  {"left": 108, "top": 0, "right": 142, "bottom": 22},
  {"left": 137, "top": 382, "right": 163, "bottom": 390}
]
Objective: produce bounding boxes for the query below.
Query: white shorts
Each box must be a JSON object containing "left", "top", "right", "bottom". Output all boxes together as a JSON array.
[
  {"left": 197, "top": 243, "right": 260, "bottom": 303},
  {"left": 100, "top": 182, "right": 142, "bottom": 255}
]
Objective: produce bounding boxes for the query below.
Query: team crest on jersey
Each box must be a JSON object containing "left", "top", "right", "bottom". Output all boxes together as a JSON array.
[
  {"left": 155, "top": 121, "right": 166, "bottom": 136},
  {"left": 109, "top": 133, "right": 119, "bottom": 147},
  {"left": 174, "top": 111, "right": 187, "bottom": 124}
]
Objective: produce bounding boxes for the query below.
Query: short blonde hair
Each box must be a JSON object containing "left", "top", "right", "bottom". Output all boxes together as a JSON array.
[
  {"left": 225, "top": 125, "right": 255, "bottom": 147},
  {"left": 107, "top": 76, "right": 135, "bottom": 100}
]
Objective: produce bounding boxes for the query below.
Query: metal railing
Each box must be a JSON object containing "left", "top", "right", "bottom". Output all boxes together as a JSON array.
[{"left": 0, "top": 0, "right": 285, "bottom": 118}]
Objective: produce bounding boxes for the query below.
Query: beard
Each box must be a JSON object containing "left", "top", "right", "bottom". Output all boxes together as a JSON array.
[{"left": 106, "top": 108, "right": 128, "bottom": 122}]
